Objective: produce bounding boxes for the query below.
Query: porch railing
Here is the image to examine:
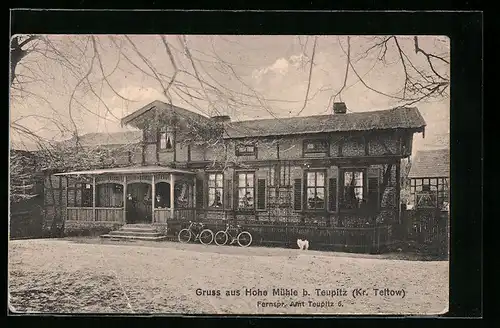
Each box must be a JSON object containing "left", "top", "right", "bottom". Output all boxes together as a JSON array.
[{"left": 67, "top": 207, "right": 124, "bottom": 223}]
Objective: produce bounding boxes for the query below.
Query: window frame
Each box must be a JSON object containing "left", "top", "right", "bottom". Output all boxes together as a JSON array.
[
  {"left": 236, "top": 171, "right": 256, "bottom": 210},
  {"left": 304, "top": 170, "right": 327, "bottom": 211},
  {"left": 207, "top": 172, "right": 224, "bottom": 209},
  {"left": 339, "top": 167, "right": 368, "bottom": 211},
  {"left": 235, "top": 143, "right": 257, "bottom": 157},
  {"left": 409, "top": 177, "right": 448, "bottom": 209},
  {"left": 303, "top": 139, "right": 329, "bottom": 157},
  {"left": 158, "top": 126, "right": 175, "bottom": 152}
]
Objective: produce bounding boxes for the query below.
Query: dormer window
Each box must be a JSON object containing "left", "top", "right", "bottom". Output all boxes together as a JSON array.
[
  {"left": 236, "top": 143, "right": 256, "bottom": 156},
  {"left": 159, "top": 126, "right": 174, "bottom": 151}
]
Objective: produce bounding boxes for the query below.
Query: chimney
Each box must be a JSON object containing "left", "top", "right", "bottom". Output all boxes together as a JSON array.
[
  {"left": 333, "top": 102, "right": 347, "bottom": 114},
  {"left": 211, "top": 115, "right": 231, "bottom": 124}
]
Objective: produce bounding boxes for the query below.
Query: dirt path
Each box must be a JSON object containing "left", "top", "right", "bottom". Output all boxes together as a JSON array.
[{"left": 8, "top": 239, "right": 449, "bottom": 315}]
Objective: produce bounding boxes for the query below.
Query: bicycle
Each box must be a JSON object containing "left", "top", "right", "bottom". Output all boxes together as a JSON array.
[
  {"left": 178, "top": 221, "right": 214, "bottom": 245},
  {"left": 214, "top": 222, "right": 253, "bottom": 247}
]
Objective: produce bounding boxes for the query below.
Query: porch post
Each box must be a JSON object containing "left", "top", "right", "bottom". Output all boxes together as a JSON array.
[
  {"left": 193, "top": 177, "right": 197, "bottom": 215},
  {"left": 151, "top": 174, "right": 156, "bottom": 223},
  {"left": 65, "top": 177, "right": 68, "bottom": 223},
  {"left": 170, "top": 173, "right": 175, "bottom": 219},
  {"left": 192, "top": 177, "right": 196, "bottom": 208},
  {"left": 396, "top": 161, "right": 401, "bottom": 224},
  {"left": 122, "top": 176, "right": 127, "bottom": 224},
  {"left": 92, "top": 176, "right": 96, "bottom": 221}
]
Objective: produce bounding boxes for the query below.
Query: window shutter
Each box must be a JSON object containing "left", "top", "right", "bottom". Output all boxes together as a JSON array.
[
  {"left": 224, "top": 179, "right": 232, "bottom": 209},
  {"left": 368, "top": 177, "right": 380, "bottom": 208},
  {"left": 195, "top": 178, "right": 204, "bottom": 209},
  {"left": 257, "top": 179, "right": 266, "bottom": 210},
  {"left": 294, "top": 178, "right": 302, "bottom": 211},
  {"left": 328, "top": 178, "right": 337, "bottom": 212}
]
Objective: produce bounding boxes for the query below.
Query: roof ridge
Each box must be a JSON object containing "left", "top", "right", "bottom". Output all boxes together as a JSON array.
[{"left": 229, "top": 106, "right": 419, "bottom": 124}]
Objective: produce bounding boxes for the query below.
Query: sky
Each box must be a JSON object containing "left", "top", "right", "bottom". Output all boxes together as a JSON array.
[{"left": 10, "top": 35, "right": 450, "bottom": 154}]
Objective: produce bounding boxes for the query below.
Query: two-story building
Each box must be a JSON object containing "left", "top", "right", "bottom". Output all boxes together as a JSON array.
[{"left": 50, "top": 100, "right": 426, "bottom": 249}]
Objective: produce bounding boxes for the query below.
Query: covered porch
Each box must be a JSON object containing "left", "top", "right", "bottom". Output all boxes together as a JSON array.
[{"left": 54, "top": 166, "right": 197, "bottom": 226}]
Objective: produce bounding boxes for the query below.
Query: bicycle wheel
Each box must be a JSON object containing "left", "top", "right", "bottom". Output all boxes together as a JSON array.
[
  {"left": 199, "top": 229, "right": 214, "bottom": 245},
  {"left": 178, "top": 228, "right": 192, "bottom": 243},
  {"left": 237, "top": 231, "right": 253, "bottom": 247},
  {"left": 214, "top": 231, "right": 229, "bottom": 246}
]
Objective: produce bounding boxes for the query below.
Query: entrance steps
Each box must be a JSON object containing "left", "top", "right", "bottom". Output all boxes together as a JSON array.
[{"left": 100, "top": 224, "right": 167, "bottom": 241}]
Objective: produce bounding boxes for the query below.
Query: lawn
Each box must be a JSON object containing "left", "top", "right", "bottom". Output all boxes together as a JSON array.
[{"left": 8, "top": 238, "right": 449, "bottom": 315}]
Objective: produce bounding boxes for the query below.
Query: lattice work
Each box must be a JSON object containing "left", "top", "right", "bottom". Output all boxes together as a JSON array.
[
  {"left": 155, "top": 173, "right": 171, "bottom": 183},
  {"left": 96, "top": 175, "right": 124, "bottom": 185},
  {"left": 127, "top": 174, "right": 153, "bottom": 184}
]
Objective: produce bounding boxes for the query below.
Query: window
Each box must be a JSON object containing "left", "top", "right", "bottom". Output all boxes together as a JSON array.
[
  {"left": 236, "top": 143, "right": 256, "bottom": 156},
  {"left": 159, "top": 126, "right": 174, "bottom": 151},
  {"left": 70, "top": 182, "right": 93, "bottom": 207},
  {"left": 96, "top": 183, "right": 123, "bottom": 208},
  {"left": 208, "top": 173, "right": 223, "bottom": 208},
  {"left": 306, "top": 171, "right": 325, "bottom": 209},
  {"left": 341, "top": 170, "right": 365, "bottom": 210},
  {"left": 410, "top": 178, "right": 448, "bottom": 209},
  {"left": 303, "top": 139, "right": 329, "bottom": 156},
  {"left": 238, "top": 172, "right": 254, "bottom": 209}
]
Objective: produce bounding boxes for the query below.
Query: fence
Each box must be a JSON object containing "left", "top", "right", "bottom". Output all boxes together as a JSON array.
[
  {"left": 398, "top": 207, "right": 449, "bottom": 256},
  {"left": 166, "top": 217, "right": 393, "bottom": 253}
]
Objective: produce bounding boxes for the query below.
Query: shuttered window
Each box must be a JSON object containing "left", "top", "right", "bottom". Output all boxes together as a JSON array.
[
  {"left": 257, "top": 179, "right": 266, "bottom": 210},
  {"left": 328, "top": 178, "right": 337, "bottom": 212},
  {"left": 293, "top": 178, "right": 302, "bottom": 211},
  {"left": 195, "top": 178, "right": 204, "bottom": 209}
]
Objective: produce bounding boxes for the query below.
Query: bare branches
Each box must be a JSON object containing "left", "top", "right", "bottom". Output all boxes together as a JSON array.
[
  {"left": 10, "top": 35, "right": 40, "bottom": 85},
  {"left": 329, "top": 36, "right": 351, "bottom": 107},
  {"left": 296, "top": 36, "right": 318, "bottom": 116},
  {"left": 414, "top": 36, "right": 449, "bottom": 81},
  {"left": 331, "top": 35, "right": 449, "bottom": 108},
  {"left": 160, "top": 35, "right": 179, "bottom": 103}
]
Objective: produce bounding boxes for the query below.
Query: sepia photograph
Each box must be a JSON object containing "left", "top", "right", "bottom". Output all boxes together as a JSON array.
[{"left": 9, "top": 33, "right": 450, "bottom": 315}]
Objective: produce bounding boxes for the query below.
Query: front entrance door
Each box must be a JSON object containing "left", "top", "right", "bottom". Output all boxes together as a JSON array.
[{"left": 126, "top": 182, "right": 152, "bottom": 224}]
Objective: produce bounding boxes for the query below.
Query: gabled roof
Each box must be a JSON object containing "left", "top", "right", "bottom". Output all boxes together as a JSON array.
[
  {"left": 121, "top": 100, "right": 211, "bottom": 128},
  {"left": 408, "top": 148, "right": 450, "bottom": 178},
  {"left": 224, "top": 106, "right": 426, "bottom": 139},
  {"left": 60, "top": 131, "right": 142, "bottom": 148}
]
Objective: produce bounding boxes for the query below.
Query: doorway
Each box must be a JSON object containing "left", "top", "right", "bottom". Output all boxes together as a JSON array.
[{"left": 126, "top": 182, "right": 152, "bottom": 224}]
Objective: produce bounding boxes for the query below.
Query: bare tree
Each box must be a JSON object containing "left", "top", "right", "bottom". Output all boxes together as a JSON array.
[{"left": 9, "top": 35, "right": 449, "bottom": 173}]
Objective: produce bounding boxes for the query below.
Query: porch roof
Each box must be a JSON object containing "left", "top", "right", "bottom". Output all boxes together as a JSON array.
[{"left": 54, "top": 165, "right": 195, "bottom": 176}]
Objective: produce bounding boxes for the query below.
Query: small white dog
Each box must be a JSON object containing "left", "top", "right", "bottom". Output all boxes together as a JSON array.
[{"left": 297, "top": 238, "right": 309, "bottom": 250}]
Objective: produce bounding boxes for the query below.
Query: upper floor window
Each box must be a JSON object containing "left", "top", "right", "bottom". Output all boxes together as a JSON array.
[
  {"left": 159, "top": 126, "right": 174, "bottom": 151},
  {"left": 237, "top": 172, "right": 254, "bottom": 209},
  {"left": 236, "top": 143, "right": 256, "bottom": 156},
  {"left": 303, "top": 139, "right": 329, "bottom": 157},
  {"left": 208, "top": 173, "right": 223, "bottom": 208}
]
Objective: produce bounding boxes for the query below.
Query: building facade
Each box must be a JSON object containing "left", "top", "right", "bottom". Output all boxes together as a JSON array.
[{"left": 49, "top": 100, "right": 426, "bottom": 245}]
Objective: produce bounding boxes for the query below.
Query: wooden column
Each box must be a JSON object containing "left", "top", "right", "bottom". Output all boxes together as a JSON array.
[
  {"left": 151, "top": 174, "right": 156, "bottom": 223},
  {"left": 193, "top": 177, "right": 197, "bottom": 219},
  {"left": 396, "top": 162, "right": 401, "bottom": 224},
  {"left": 65, "top": 177, "right": 68, "bottom": 223},
  {"left": 170, "top": 173, "right": 175, "bottom": 219},
  {"left": 92, "top": 176, "right": 96, "bottom": 221},
  {"left": 122, "top": 176, "right": 127, "bottom": 224}
]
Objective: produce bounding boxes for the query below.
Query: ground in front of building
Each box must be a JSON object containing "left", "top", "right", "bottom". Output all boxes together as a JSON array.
[{"left": 8, "top": 238, "right": 448, "bottom": 315}]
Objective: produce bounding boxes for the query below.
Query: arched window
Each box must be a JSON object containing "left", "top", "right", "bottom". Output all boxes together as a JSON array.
[
  {"left": 96, "top": 183, "right": 124, "bottom": 208},
  {"left": 154, "top": 182, "right": 171, "bottom": 208}
]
